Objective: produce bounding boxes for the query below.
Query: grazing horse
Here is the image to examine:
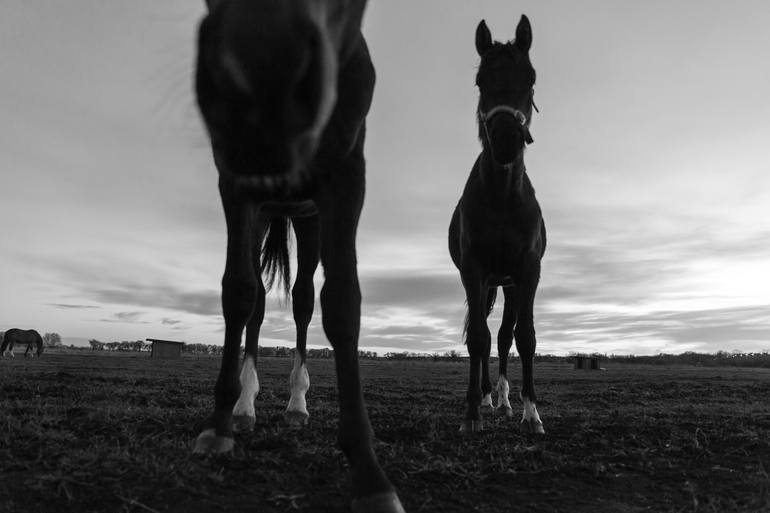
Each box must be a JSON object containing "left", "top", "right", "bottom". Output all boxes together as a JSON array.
[
  {"left": 448, "top": 15, "right": 546, "bottom": 434},
  {"left": 193, "top": 1, "right": 404, "bottom": 512},
  {"left": 1, "top": 329, "right": 44, "bottom": 358}
]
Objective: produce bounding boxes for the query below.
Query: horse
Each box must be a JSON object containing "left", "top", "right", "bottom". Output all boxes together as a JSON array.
[
  {"left": 0, "top": 329, "right": 44, "bottom": 358},
  {"left": 448, "top": 15, "right": 546, "bottom": 435},
  {"left": 193, "top": 1, "right": 404, "bottom": 512}
]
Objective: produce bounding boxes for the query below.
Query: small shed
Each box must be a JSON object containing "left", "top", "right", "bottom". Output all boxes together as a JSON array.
[
  {"left": 574, "top": 355, "right": 601, "bottom": 370},
  {"left": 147, "top": 338, "right": 184, "bottom": 359}
]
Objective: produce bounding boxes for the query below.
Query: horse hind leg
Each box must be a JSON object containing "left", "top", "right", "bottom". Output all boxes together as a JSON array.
[
  {"left": 480, "top": 288, "right": 497, "bottom": 409},
  {"left": 496, "top": 286, "right": 517, "bottom": 418},
  {"left": 285, "top": 215, "right": 319, "bottom": 427},
  {"left": 232, "top": 221, "right": 269, "bottom": 433},
  {"left": 231, "top": 279, "right": 266, "bottom": 432}
]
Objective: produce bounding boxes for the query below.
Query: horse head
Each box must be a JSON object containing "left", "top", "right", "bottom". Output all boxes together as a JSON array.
[
  {"left": 475, "top": 15, "right": 537, "bottom": 167},
  {"left": 196, "top": 0, "right": 363, "bottom": 196}
]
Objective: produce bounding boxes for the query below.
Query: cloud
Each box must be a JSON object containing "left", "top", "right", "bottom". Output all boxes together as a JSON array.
[
  {"left": 48, "top": 303, "right": 98, "bottom": 310},
  {"left": 91, "top": 287, "right": 221, "bottom": 317}
]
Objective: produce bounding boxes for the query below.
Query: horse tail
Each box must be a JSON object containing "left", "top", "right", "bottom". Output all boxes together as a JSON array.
[
  {"left": 261, "top": 216, "right": 292, "bottom": 299},
  {"left": 462, "top": 289, "right": 498, "bottom": 345},
  {"left": 0, "top": 332, "right": 7, "bottom": 353}
]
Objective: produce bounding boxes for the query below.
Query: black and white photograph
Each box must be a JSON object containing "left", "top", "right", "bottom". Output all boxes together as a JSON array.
[{"left": 1, "top": 1, "right": 769, "bottom": 512}]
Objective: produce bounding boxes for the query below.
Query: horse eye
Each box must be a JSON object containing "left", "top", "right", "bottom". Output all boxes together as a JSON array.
[{"left": 515, "top": 111, "right": 527, "bottom": 125}]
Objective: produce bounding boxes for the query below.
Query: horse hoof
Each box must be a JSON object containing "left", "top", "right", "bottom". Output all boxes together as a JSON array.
[
  {"left": 232, "top": 414, "right": 256, "bottom": 433},
  {"left": 284, "top": 410, "right": 309, "bottom": 427},
  {"left": 520, "top": 419, "right": 545, "bottom": 435},
  {"left": 497, "top": 406, "right": 514, "bottom": 418},
  {"left": 193, "top": 428, "right": 234, "bottom": 454},
  {"left": 351, "top": 491, "right": 406, "bottom": 513},
  {"left": 459, "top": 419, "right": 483, "bottom": 433}
]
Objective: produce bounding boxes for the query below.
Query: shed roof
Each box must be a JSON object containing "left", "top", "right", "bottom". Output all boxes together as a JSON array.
[{"left": 146, "top": 338, "right": 185, "bottom": 345}]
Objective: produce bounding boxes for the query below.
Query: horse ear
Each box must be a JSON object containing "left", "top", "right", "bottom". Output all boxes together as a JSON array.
[
  {"left": 514, "top": 14, "right": 532, "bottom": 52},
  {"left": 475, "top": 20, "right": 493, "bottom": 56}
]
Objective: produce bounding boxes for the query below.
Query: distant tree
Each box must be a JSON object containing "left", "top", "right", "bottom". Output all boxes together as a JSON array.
[
  {"left": 43, "top": 332, "right": 62, "bottom": 347},
  {"left": 89, "top": 339, "right": 105, "bottom": 351}
]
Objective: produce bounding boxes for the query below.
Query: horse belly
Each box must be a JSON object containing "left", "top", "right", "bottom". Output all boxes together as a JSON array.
[{"left": 260, "top": 200, "right": 318, "bottom": 218}]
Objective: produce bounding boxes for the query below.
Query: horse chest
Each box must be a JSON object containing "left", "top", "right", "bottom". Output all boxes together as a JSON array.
[{"left": 471, "top": 220, "right": 528, "bottom": 272}]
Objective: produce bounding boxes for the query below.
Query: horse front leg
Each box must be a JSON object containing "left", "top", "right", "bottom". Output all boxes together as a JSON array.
[
  {"left": 460, "top": 273, "right": 489, "bottom": 433},
  {"left": 515, "top": 260, "right": 544, "bottom": 435},
  {"left": 285, "top": 214, "right": 320, "bottom": 426},
  {"left": 232, "top": 220, "right": 268, "bottom": 433},
  {"left": 315, "top": 157, "right": 403, "bottom": 513},
  {"left": 495, "top": 285, "right": 517, "bottom": 418},
  {"left": 194, "top": 198, "right": 257, "bottom": 454}
]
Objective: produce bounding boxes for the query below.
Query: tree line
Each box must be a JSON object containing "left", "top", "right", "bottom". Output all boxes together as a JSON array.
[
  {"left": 36, "top": 336, "right": 770, "bottom": 368},
  {"left": 88, "top": 339, "right": 150, "bottom": 352}
]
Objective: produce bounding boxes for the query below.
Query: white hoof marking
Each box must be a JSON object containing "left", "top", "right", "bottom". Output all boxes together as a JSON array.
[
  {"left": 481, "top": 392, "right": 493, "bottom": 407},
  {"left": 286, "top": 354, "right": 310, "bottom": 418},
  {"left": 232, "top": 354, "right": 259, "bottom": 420},
  {"left": 521, "top": 395, "right": 542, "bottom": 425},
  {"left": 496, "top": 376, "right": 512, "bottom": 410}
]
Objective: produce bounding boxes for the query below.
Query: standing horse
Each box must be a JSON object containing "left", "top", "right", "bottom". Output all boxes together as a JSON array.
[
  {"left": 193, "top": 1, "right": 404, "bottom": 512},
  {"left": 0, "top": 329, "right": 44, "bottom": 358},
  {"left": 448, "top": 15, "right": 546, "bottom": 434}
]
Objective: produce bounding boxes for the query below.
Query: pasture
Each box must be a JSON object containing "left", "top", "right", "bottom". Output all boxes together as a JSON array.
[{"left": 1, "top": 352, "right": 768, "bottom": 512}]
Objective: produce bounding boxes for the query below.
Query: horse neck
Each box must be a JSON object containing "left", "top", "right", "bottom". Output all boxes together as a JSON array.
[{"left": 478, "top": 146, "right": 527, "bottom": 205}]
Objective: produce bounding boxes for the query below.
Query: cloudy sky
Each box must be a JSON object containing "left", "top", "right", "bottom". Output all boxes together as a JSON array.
[{"left": 2, "top": 1, "right": 769, "bottom": 355}]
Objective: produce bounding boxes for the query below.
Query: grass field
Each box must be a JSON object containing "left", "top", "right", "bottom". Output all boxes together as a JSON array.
[{"left": 1, "top": 352, "right": 769, "bottom": 513}]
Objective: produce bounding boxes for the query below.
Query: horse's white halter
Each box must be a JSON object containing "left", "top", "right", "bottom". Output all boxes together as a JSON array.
[
  {"left": 478, "top": 104, "right": 534, "bottom": 145},
  {"left": 478, "top": 105, "right": 528, "bottom": 126}
]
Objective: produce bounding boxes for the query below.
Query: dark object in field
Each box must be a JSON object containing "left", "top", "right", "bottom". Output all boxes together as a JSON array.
[
  {"left": 1, "top": 328, "right": 44, "bottom": 358},
  {"left": 193, "top": 1, "right": 403, "bottom": 512},
  {"left": 146, "top": 339, "right": 184, "bottom": 359},
  {"left": 574, "top": 356, "right": 601, "bottom": 370},
  {"left": 448, "top": 15, "right": 546, "bottom": 435}
]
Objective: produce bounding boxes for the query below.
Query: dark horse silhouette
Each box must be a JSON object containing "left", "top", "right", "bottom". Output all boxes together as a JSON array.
[
  {"left": 449, "top": 15, "right": 546, "bottom": 434},
  {"left": 1, "top": 329, "right": 44, "bottom": 357},
  {"left": 193, "top": 1, "right": 404, "bottom": 512}
]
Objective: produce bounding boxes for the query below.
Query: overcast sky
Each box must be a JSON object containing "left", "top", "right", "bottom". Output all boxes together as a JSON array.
[{"left": 1, "top": 1, "right": 769, "bottom": 355}]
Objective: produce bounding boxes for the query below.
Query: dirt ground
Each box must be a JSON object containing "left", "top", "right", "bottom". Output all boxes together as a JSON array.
[{"left": 1, "top": 352, "right": 768, "bottom": 513}]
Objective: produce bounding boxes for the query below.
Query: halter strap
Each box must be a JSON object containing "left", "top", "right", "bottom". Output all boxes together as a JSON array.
[
  {"left": 478, "top": 104, "right": 534, "bottom": 145},
  {"left": 478, "top": 105, "right": 527, "bottom": 124}
]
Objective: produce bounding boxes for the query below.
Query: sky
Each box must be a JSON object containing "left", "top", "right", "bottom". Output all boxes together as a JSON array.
[{"left": 1, "top": 1, "right": 770, "bottom": 356}]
